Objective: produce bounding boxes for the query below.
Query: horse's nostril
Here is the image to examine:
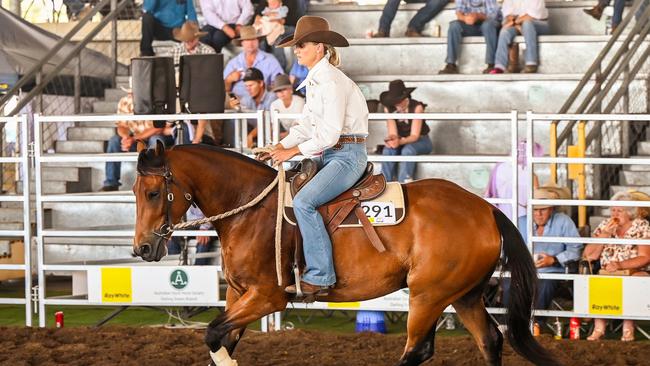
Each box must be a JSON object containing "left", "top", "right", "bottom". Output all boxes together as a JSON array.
[{"left": 140, "top": 243, "right": 152, "bottom": 257}]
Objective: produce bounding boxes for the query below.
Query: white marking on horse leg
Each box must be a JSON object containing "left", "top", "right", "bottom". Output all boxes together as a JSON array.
[{"left": 210, "top": 347, "right": 238, "bottom": 366}]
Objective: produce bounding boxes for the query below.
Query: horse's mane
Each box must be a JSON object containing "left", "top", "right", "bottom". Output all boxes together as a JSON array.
[{"left": 137, "top": 144, "right": 276, "bottom": 175}]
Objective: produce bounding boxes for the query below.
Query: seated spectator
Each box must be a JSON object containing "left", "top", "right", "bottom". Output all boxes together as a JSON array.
[
  {"left": 269, "top": 74, "right": 305, "bottom": 139},
  {"left": 228, "top": 68, "right": 277, "bottom": 147},
  {"left": 371, "top": 0, "right": 450, "bottom": 38},
  {"left": 584, "top": 0, "right": 649, "bottom": 33},
  {"left": 170, "top": 22, "right": 215, "bottom": 145},
  {"left": 503, "top": 187, "right": 582, "bottom": 324},
  {"left": 438, "top": 0, "right": 501, "bottom": 74},
  {"left": 254, "top": 0, "right": 293, "bottom": 69},
  {"left": 101, "top": 86, "right": 169, "bottom": 191},
  {"left": 199, "top": 0, "right": 253, "bottom": 53},
  {"left": 167, "top": 206, "right": 217, "bottom": 265},
  {"left": 223, "top": 26, "right": 284, "bottom": 99},
  {"left": 583, "top": 191, "right": 650, "bottom": 342},
  {"left": 489, "top": 0, "right": 549, "bottom": 74},
  {"left": 289, "top": 60, "right": 308, "bottom": 92},
  {"left": 485, "top": 140, "right": 541, "bottom": 222},
  {"left": 140, "top": 0, "right": 197, "bottom": 56},
  {"left": 379, "top": 80, "right": 433, "bottom": 183}
]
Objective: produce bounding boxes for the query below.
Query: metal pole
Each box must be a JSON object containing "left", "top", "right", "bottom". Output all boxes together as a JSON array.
[
  {"left": 577, "top": 122, "right": 587, "bottom": 228},
  {"left": 550, "top": 122, "right": 557, "bottom": 185},
  {"left": 33, "top": 114, "right": 46, "bottom": 327},
  {"left": 74, "top": 55, "right": 81, "bottom": 114},
  {"left": 510, "top": 111, "right": 518, "bottom": 227},
  {"left": 526, "top": 112, "right": 534, "bottom": 254},
  {"left": 35, "top": 71, "right": 43, "bottom": 114},
  {"left": 111, "top": 0, "right": 118, "bottom": 88},
  {"left": 20, "top": 115, "right": 32, "bottom": 326}
]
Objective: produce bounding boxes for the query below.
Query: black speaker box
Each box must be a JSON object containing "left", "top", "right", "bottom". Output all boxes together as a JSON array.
[
  {"left": 131, "top": 56, "right": 176, "bottom": 118},
  {"left": 179, "top": 54, "right": 225, "bottom": 113}
]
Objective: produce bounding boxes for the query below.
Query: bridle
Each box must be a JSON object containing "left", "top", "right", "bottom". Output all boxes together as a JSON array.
[{"left": 137, "top": 163, "right": 194, "bottom": 240}]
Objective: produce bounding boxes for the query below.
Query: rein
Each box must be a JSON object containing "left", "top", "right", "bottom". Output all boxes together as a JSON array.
[{"left": 138, "top": 147, "right": 286, "bottom": 286}]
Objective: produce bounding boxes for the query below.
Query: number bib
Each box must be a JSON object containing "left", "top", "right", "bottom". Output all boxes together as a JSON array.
[{"left": 360, "top": 202, "right": 396, "bottom": 224}]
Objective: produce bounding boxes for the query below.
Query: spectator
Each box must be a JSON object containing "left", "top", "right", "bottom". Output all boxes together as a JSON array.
[
  {"left": 583, "top": 0, "right": 649, "bottom": 33},
  {"left": 223, "top": 26, "right": 284, "bottom": 98},
  {"left": 371, "top": 0, "right": 450, "bottom": 38},
  {"left": 167, "top": 206, "right": 217, "bottom": 265},
  {"left": 170, "top": 22, "right": 215, "bottom": 145},
  {"left": 289, "top": 60, "right": 308, "bottom": 92},
  {"left": 489, "top": 0, "right": 549, "bottom": 74},
  {"left": 503, "top": 187, "right": 582, "bottom": 325},
  {"left": 253, "top": 0, "right": 293, "bottom": 69},
  {"left": 485, "top": 140, "right": 542, "bottom": 222},
  {"left": 438, "top": 0, "right": 501, "bottom": 74},
  {"left": 584, "top": 191, "right": 650, "bottom": 342},
  {"left": 100, "top": 85, "right": 169, "bottom": 191},
  {"left": 379, "top": 80, "right": 432, "bottom": 183},
  {"left": 228, "top": 68, "right": 277, "bottom": 146},
  {"left": 141, "top": 0, "right": 197, "bottom": 56},
  {"left": 199, "top": 0, "right": 253, "bottom": 53},
  {"left": 269, "top": 74, "right": 305, "bottom": 139}
]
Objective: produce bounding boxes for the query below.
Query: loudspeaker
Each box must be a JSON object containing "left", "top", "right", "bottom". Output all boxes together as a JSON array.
[
  {"left": 179, "top": 54, "right": 225, "bottom": 113},
  {"left": 131, "top": 57, "right": 176, "bottom": 117}
]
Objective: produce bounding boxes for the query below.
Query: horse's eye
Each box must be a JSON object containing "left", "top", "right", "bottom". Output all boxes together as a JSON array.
[{"left": 147, "top": 191, "right": 160, "bottom": 200}]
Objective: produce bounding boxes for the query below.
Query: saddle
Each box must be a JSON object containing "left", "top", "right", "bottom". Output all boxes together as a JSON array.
[{"left": 287, "top": 159, "right": 387, "bottom": 253}]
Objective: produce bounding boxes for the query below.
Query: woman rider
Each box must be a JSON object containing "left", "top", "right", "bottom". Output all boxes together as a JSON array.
[{"left": 269, "top": 16, "right": 369, "bottom": 296}]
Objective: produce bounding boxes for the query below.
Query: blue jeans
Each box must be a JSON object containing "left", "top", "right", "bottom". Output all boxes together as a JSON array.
[
  {"left": 381, "top": 135, "right": 433, "bottom": 183},
  {"left": 378, "top": 0, "right": 450, "bottom": 34},
  {"left": 63, "top": 0, "right": 85, "bottom": 16},
  {"left": 599, "top": 0, "right": 650, "bottom": 27},
  {"left": 293, "top": 142, "right": 368, "bottom": 286},
  {"left": 103, "top": 133, "right": 173, "bottom": 187},
  {"left": 494, "top": 20, "right": 550, "bottom": 69},
  {"left": 200, "top": 24, "right": 235, "bottom": 53},
  {"left": 502, "top": 278, "right": 559, "bottom": 312},
  {"left": 445, "top": 19, "right": 500, "bottom": 65}
]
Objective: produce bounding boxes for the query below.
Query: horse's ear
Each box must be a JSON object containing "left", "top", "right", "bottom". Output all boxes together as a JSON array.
[
  {"left": 136, "top": 140, "right": 146, "bottom": 153},
  {"left": 154, "top": 139, "right": 165, "bottom": 156}
]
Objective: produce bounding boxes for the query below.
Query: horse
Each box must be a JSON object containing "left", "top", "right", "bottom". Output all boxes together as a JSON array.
[{"left": 132, "top": 142, "right": 560, "bottom": 366}]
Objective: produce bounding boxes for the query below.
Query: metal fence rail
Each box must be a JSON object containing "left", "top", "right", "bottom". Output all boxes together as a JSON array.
[{"left": 0, "top": 116, "right": 32, "bottom": 326}]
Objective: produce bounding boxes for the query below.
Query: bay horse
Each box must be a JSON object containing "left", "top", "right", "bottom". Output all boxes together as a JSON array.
[{"left": 132, "top": 142, "right": 559, "bottom": 366}]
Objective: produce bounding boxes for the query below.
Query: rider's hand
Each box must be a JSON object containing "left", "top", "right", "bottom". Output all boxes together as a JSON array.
[{"left": 269, "top": 144, "right": 300, "bottom": 164}]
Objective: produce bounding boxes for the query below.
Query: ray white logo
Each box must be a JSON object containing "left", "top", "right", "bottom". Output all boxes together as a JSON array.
[{"left": 170, "top": 269, "right": 189, "bottom": 290}]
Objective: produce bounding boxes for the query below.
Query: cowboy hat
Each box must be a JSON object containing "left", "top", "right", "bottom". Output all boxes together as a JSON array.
[
  {"left": 234, "top": 26, "right": 264, "bottom": 42},
  {"left": 270, "top": 74, "right": 292, "bottom": 92},
  {"left": 379, "top": 79, "right": 416, "bottom": 107},
  {"left": 173, "top": 21, "right": 208, "bottom": 42},
  {"left": 533, "top": 185, "right": 571, "bottom": 209},
  {"left": 277, "top": 16, "right": 349, "bottom": 48}
]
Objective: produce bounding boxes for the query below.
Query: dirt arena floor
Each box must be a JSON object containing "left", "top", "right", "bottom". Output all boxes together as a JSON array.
[{"left": 1, "top": 326, "right": 648, "bottom": 365}]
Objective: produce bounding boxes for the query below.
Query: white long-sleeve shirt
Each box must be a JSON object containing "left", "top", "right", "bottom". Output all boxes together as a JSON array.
[
  {"left": 200, "top": 0, "right": 254, "bottom": 30},
  {"left": 501, "top": 0, "right": 548, "bottom": 20},
  {"left": 280, "top": 56, "right": 369, "bottom": 156}
]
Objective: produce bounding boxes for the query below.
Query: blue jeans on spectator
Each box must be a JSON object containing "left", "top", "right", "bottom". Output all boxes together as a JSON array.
[
  {"left": 378, "top": 0, "right": 450, "bottom": 35},
  {"left": 599, "top": 0, "right": 649, "bottom": 27},
  {"left": 200, "top": 24, "right": 235, "bottom": 53},
  {"left": 502, "top": 278, "right": 558, "bottom": 315},
  {"left": 494, "top": 20, "right": 550, "bottom": 69},
  {"left": 103, "top": 133, "right": 173, "bottom": 187},
  {"left": 445, "top": 19, "right": 500, "bottom": 65},
  {"left": 293, "top": 142, "right": 367, "bottom": 286},
  {"left": 168, "top": 235, "right": 216, "bottom": 265},
  {"left": 381, "top": 135, "right": 433, "bottom": 183},
  {"left": 63, "top": 0, "right": 85, "bottom": 16}
]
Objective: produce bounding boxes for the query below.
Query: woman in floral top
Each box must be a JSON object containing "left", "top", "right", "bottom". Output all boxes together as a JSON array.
[{"left": 583, "top": 191, "right": 650, "bottom": 342}]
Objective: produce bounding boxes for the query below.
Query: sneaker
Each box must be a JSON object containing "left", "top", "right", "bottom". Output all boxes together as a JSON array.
[
  {"left": 405, "top": 28, "right": 424, "bottom": 37},
  {"left": 482, "top": 64, "right": 495, "bottom": 74},
  {"left": 522, "top": 65, "right": 538, "bottom": 73},
  {"left": 99, "top": 185, "right": 119, "bottom": 192},
  {"left": 489, "top": 68, "right": 504, "bottom": 74},
  {"left": 438, "top": 63, "right": 458, "bottom": 74}
]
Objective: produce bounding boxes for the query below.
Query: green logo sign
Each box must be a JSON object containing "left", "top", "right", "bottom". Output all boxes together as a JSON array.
[{"left": 170, "top": 269, "right": 189, "bottom": 289}]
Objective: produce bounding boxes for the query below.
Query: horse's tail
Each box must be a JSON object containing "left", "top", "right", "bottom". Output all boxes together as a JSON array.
[{"left": 492, "top": 208, "right": 561, "bottom": 366}]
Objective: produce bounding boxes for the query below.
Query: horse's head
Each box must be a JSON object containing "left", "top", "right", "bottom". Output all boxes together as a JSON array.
[{"left": 132, "top": 140, "right": 194, "bottom": 262}]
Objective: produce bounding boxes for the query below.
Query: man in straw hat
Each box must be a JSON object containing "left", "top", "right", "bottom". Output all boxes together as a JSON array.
[
  {"left": 170, "top": 22, "right": 214, "bottom": 66},
  {"left": 378, "top": 79, "right": 432, "bottom": 183},
  {"left": 223, "top": 25, "right": 284, "bottom": 99},
  {"left": 269, "top": 74, "right": 305, "bottom": 138},
  {"left": 140, "top": 0, "right": 198, "bottom": 56},
  {"left": 199, "top": 0, "right": 254, "bottom": 53},
  {"left": 502, "top": 186, "right": 582, "bottom": 317},
  {"left": 267, "top": 16, "right": 370, "bottom": 297}
]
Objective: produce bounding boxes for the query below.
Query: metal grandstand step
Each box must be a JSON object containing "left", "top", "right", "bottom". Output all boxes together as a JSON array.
[
  {"left": 626, "top": 156, "right": 650, "bottom": 171},
  {"left": 92, "top": 100, "right": 119, "bottom": 114},
  {"left": 55, "top": 140, "right": 106, "bottom": 154},
  {"left": 67, "top": 126, "right": 116, "bottom": 141},
  {"left": 619, "top": 170, "right": 650, "bottom": 186},
  {"left": 310, "top": 1, "right": 605, "bottom": 38},
  {"left": 103, "top": 88, "right": 127, "bottom": 102},
  {"left": 637, "top": 141, "right": 650, "bottom": 155}
]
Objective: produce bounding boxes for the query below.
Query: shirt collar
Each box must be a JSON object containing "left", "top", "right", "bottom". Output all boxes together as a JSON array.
[{"left": 296, "top": 56, "right": 329, "bottom": 91}]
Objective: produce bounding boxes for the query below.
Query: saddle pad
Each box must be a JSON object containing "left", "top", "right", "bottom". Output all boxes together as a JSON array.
[{"left": 283, "top": 182, "right": 405, "bottom": 227}]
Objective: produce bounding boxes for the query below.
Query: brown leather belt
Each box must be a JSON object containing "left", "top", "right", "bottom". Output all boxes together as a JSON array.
[{"left": 333, "top": 136, "right": 366, "bottom": 150}]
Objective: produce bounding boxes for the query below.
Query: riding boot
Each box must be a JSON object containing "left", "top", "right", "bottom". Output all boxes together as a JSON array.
[{"left": 507, "top": 43, "right": 520, "bottom": 73}]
